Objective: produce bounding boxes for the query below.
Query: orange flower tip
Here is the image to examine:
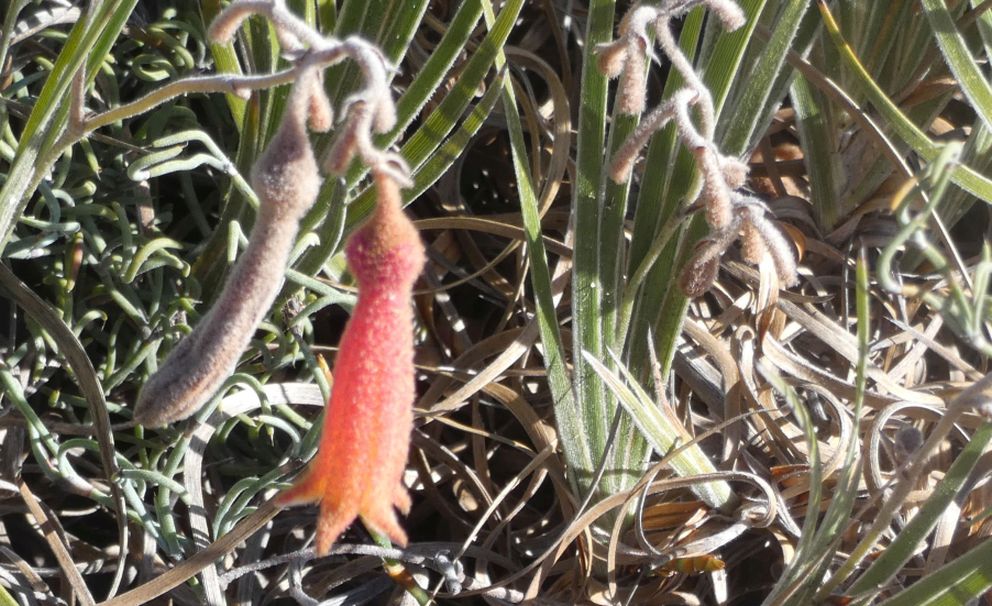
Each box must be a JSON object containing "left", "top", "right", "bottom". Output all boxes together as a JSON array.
[
  {"left": 394, "top": 487, "right": 412, "bottom": 515},
  {"left": 314, "top": 506, "right": 357, "bottom": 556},
  {"left": 362, "top": 506, "right": 408, "bottom": 548},
  {"left": 308, "top": 499, "right": 410, "bottom": 556},
  {"left": 275, "top": 470, "right": 326, "bottom": 507}
]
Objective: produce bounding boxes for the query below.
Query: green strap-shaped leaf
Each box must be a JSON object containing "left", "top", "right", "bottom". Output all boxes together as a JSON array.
[
  {"left": 569, "top": 0, "right": 616, "bottom": 498},
  {"left": 477, "top": 1, "right": 578, "bottom": 492},
  {"left": 876, "top": 533, "right": 992, "bottom": 606},
  {"left": 818, "top": 0, "right": 992, "bottom": 203},
  {"left": 921, "top": 0, "right": 992, "bottom": 132},
  {"left": 0, "top": 1, "right": 139, "bottom": 252}
]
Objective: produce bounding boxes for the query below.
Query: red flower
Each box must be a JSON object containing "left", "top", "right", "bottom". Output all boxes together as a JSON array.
[{"left": 277, "top": 170, "right": 425, "bottom": 555}]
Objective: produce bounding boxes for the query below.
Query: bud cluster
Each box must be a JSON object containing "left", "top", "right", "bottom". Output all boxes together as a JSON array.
[{"left": 599, "top": 0, "right": 798, "bottom": 296}]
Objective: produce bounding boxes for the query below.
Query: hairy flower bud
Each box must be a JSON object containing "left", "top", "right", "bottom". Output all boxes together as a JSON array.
[
  {"left": 306, "top": 75, "right": 334, "bottom": 133},
  {"left": 134, "top": 74, "right": 320, "bottom": 427},
  {"left": 596, "top": 40, "right": 628, "bottom": 78},
  {"left": 706, "top": 0, "right": 747, "bottom": 30},
  {"left": 680, "top": 240, "right": 722, "bottom": 298}
]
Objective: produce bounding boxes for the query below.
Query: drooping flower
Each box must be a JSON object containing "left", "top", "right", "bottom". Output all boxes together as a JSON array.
[{"left": 277, "top": 168, "right": 425, "bottom": 555}]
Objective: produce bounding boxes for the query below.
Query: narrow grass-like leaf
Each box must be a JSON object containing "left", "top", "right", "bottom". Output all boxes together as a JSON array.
[
  {"left": 569, "top": 0, "right": 618, "bottom": 498},
  {"left": 939, "top": 120, "right": 992, "bottom": 227},
  {"left": 0, "top": 1, "right": 138, "bottom": 251},
  {"left": 479, "top": 1, "right": 577, "bottom": 493},
  {"left": 0, "top": 584, "right": 19, "bottom": 606},
  {"left": 794, "top": 254, "right": 871, "bottom": 603},
  {"left": 201, "top": 0, "right": 247, "bottom": 128},
  {"left": 381, "top": 0, "right": 484, "bottom": 146},
  {"left": 395, "top": 0, "right": 521, "bottom": 182},
  {"left": 876, "top": 536, "right": 992, "bottom": 606},
  {"left": 757, "top": 362, "right": 823, "bottom": 606},
  {"left": 792, "top": 73, "right": 843, "bottom": 229},
  {"left": 721, "top": 1, "right": 810, "bottom": 156},
  {"left": 0, "top": 263, "right": 127, "bottom": 598},
  {"left": 921, "top": 0, "right": 992, "bottom": 131},
  {"left": 817, "top": 0, "right": 992, "bottom": 202},
  {"left": 848, "top": 421, "right": 992, "bottom": 601},
  {"left": 583, "top": 350, "right": 733, "bottom": 509},
  {"left": 0, "top": 0, "right": 30, "bottom": 80}
]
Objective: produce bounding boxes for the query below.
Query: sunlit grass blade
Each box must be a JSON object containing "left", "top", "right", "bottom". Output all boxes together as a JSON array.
[
  {"left": 568, "top": 0, "right": 615, "bottom": 497},
  {"left": 791, "top": 73, "right": 843, "bottom": 229},
  {"left": 817, "top": 0, "right": 992, "bottom": 202},
  {"left": 478, "top": 1, "right": 577, "bottom": 492},
  {"left": 875, "top": 536, "right": 992, "bottom": 606},
  {"left": 756, "top": 363, "right": 822, "bottom": 606},
  {"left": 846, "top": 422, "right": 992, "bottom": 602},
  {"left": 720, "top": 1, "right": 811, "bottom": 155},
  {"left": 921, "top": 0, "right": 992, "bottom": 131},
  {"left": 0, "top": 1, "right": 138, "bottom": 250},
  {"left": 342, "top": 70, "right": 505, "bottom": 216},
  {"left": 582, "top": 350, "right": 734, "bottom": 509},
  {"left": 382, "top": 0, "right": 484, "bottom": 146},
  {"left": 202, "top": 1, "right": 247, "bottom": 128}
]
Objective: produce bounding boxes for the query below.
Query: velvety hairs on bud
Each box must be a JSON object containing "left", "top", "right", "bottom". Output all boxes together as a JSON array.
[
  {"left": 277, "top": 168, "right": 426, "bottom": 554},
  {"left": 323, "top": 102, "right": 368, "bottom": 175},
  {"left": 343, "top": 40, "right": 398, "bottom": 134},
  {"left": 720, "top": 156, "right": 749, "bottom": 189},
  {"left": 134, "top": 76, "right": 321, "bottom": 427},
  {"left": 608, "top": 91, "right": 690, "bottom": 183},
  {"left": 614, "top": 6, "right": 659, "bottom": 116},
  {"left": 739, "top": 217, "right": 767, "bottom": 265},
  {"left": 306, "top": 75, "right": 334, "bottom": 133},
  {"left": 680, "top": 240, "right": 722, "bottom": 298},
  {"left": 207, "top": 1, "right": 265, "bottom": 44},
  {"left": 595, "top": 5, "right": 681, "bottom": 117},
  {"left": 251, "top": 106, "right": 321, "bottom": 221},
  {"left": 617, "top": 41, "right": 648, "bottom": 116},
  {"left": 677, "top": 217, "right": 740, "bottom": 297},
  {"left": 692, "top": 145, "right": 733, "bottom": 231},
  {"left": 604, "top": 0, "right": 801, "bottom": 298},
  {"left": 763, "top": 220, "right": 800, "bottom": 288},
  {"left": 705, "top": 0, "right": 747, "bottom": 30},
  {"left": 739, "top": 200, "right": 798, "bottom": 287},
  {"left": 596, "top": 40, "right": 628, "bottom": 78}
]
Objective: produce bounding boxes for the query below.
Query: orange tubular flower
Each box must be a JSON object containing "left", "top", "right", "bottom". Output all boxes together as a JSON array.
[{"left": 277, "top": 169, "right": 425, "bottom": 555}]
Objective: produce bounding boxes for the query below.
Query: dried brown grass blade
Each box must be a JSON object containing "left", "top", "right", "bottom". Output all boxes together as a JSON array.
[
  {"left": 98, "top": 501, "right": 280, "bottom": 606},
  {"left": 17, "top": 479, "right": 96, "bottom": 606}
]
